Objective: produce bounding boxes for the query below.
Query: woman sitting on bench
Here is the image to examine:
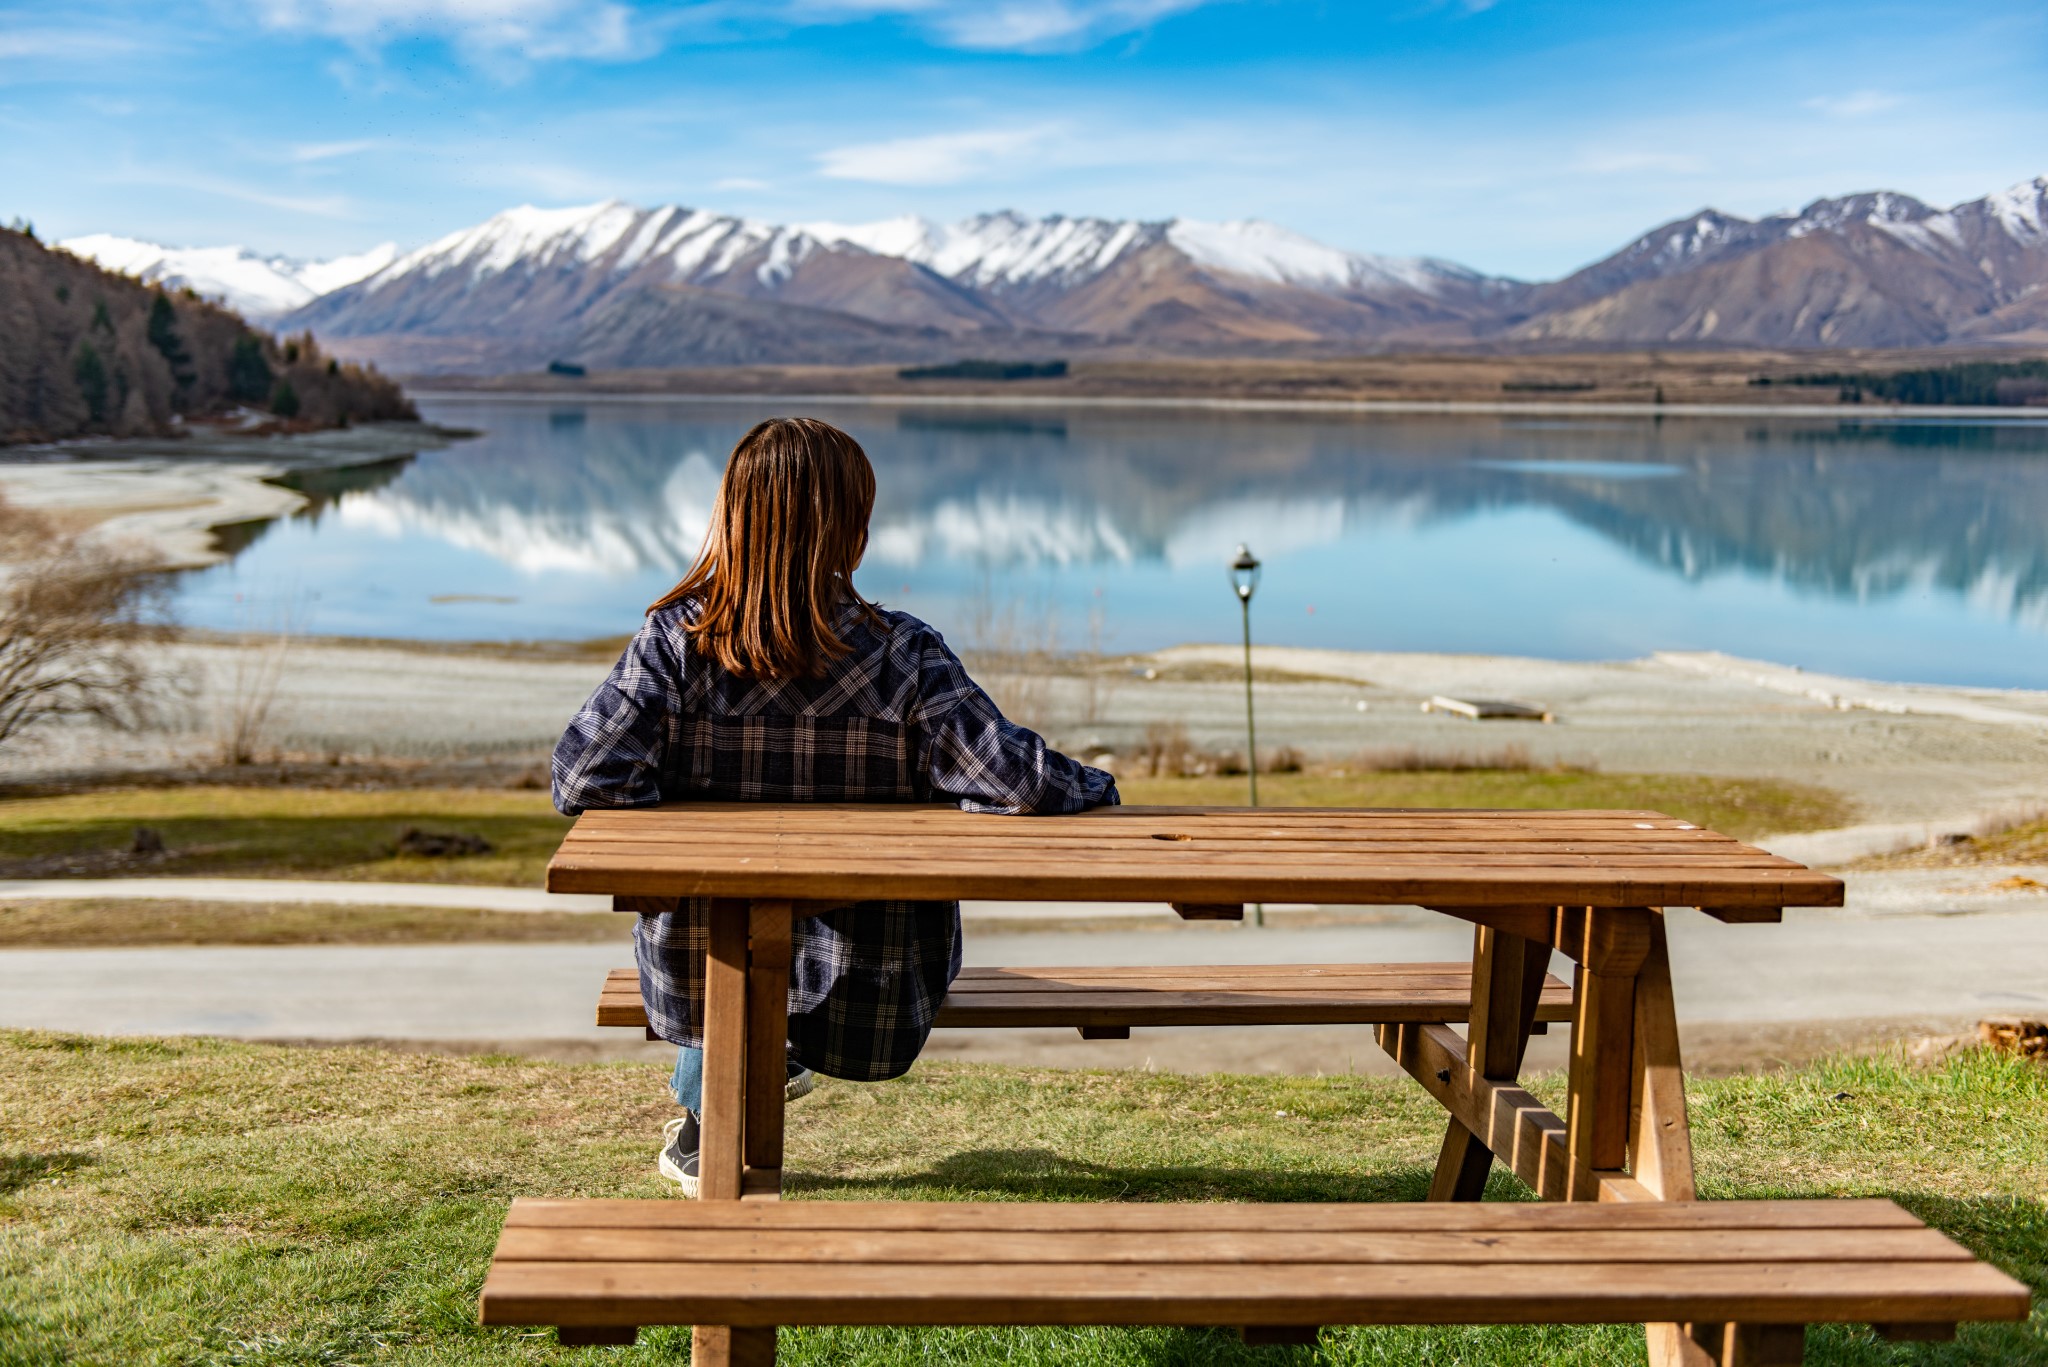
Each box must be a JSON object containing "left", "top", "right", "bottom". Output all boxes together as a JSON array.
[{"left": 551, "top": 416, "right": 1118, "bottom": 1195}]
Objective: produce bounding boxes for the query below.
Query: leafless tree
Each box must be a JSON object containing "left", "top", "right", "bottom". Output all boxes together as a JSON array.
[
  {"left": 0, "top": 495, "right": 167, "bottom": 751},
  {"left": 212, "top": 614, "right": 294, "bottom": 765}
]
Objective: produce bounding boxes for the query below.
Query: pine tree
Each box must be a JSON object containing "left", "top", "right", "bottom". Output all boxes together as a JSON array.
[
  {"left": 147, "top": 293, "right": 194, "bottom": 394},
  {"left": 269, "top": 380, "right": 300, "bottom": 419},
  {"left": 227, "top": 335, "right": 273, "bottom": 404},
  {"left": 73, "top": 342, "right": 109, "bottom": 422}
]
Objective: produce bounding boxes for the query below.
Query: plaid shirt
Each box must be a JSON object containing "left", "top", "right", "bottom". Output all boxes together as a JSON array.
[{"left": 551, "top": 597, "right": 1119, "bottom": 1081}]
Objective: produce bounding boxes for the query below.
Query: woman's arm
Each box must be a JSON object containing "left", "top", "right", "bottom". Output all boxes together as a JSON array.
[
  {"left": 912, "top": 629, "right": 1119, "bottom": 816},
  {"left": 550, "top": 618, "right": 681, "bottom": 817}
]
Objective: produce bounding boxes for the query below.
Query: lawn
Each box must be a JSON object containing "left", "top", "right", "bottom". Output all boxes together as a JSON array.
[
  {"left": 1, "top": 1033, "right": 2041, "bottom": 1365},
  {"left": 0, "top": 898, "right": 627, "bottom": 949},
  {"left": 0, "top": 772, "right": 1849, "bottom": 893},
  {"left": 1115, "top": 770, "right": 1851, "bottom": 843}
]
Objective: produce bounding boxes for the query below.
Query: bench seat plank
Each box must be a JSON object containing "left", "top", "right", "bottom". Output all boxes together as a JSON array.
[
  {"left": 484, "top": 1260, "right": 2022, "bottom": 1330},
  {"left": 493, "top": 1226, "right": 1970, "bottom": 1266},
  {"left": 481, "top": 1197, "right": 2027, "bottom": 1331},
  {"left": 597, "top": 964, "right": 1575, "bottom": 1031},
  {"left": 501, "top": 1197, "right": 1924, "bottom": 1233}
]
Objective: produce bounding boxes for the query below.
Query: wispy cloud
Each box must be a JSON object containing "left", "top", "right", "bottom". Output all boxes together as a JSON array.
[
  {"left": 107, "top": 163, "right": 359, "bottom": 218},
  {"left": 787, "top": 0, "right": 1215, "bottom": 53},
  {"left": 290, "top": 138, "right": 379, "bottom": 162},
  {"left": 816, "top": 124, "right": 1059, "bottom": 184},
  {"left": 250, "top": 0, "right": 643, "bottom": 64},
  {"left": 1804, "top": 89, "right": 1903, "bottom": 118},
  {"left": 714, "top": 176, "right": 771, "bottom": 191},
  {"left": 0, "top": 26, "right": 144, "bottom": 61},
  {"left": 1570, "top": 149, "right": 1709, "bottom": 176}
]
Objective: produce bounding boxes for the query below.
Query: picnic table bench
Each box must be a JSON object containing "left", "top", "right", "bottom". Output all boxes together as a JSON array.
[
  {"left": 597, "top": 961, "right": 1578, "bottom": 1038},
  {"left": 480, "top": 1197, "right": 2029, "bottom": 1363},
  {"left": 481, "top": 803, "right": 2027, "bottom": 1364}
]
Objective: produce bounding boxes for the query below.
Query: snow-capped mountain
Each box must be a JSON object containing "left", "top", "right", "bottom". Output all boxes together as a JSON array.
[
  {"left": 284, "top": 200, "right": 1520, "bottom": 371},
  {"left": 802, "top": 209, "right": 1485, "bottom": 297},
  {"left": 57, "top": 234, "right": 396, "bottom": 321},
  {"left": 1516, "top": 176, "right": 2048, "bottom": 345},
  {"left": 70, "top": 174, "right": 2048, "bottom": 370}
]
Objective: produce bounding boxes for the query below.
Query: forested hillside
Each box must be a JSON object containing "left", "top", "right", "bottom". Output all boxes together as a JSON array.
[{"left": 0, "top": 226, "right": 415, "bottom": 444}]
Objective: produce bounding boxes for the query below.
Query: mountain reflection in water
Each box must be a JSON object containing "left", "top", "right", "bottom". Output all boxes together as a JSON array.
[{"left": 178, "top": 398, "right": 2048, "bottom": 688}]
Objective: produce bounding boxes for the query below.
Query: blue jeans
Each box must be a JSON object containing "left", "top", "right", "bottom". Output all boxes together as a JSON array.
[{"left": 669, "top": 1046, "right": 804, "bottom": 1112}]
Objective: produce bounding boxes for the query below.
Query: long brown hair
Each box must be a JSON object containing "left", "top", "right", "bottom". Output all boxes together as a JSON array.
[{"left": 652, "top": 417, "right": 882, "bottom": 679}]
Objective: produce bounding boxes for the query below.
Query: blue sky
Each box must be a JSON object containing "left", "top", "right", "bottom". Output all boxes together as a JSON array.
[{"left": 3, "top": 0, "right": 2045, "bottom": 279}]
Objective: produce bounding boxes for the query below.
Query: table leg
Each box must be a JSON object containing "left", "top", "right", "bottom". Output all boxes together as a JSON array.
[
  {"left": 1429, "top": 924, "right": 1551, "bottom": 1201},
  {"left": 1625, "top": 911, "right": 1708, "bottom": 1367},
  {"left": 1564, "top": 908, "right": 1639, "bottom": 1202},
  {"left": 692, "top": 1325, "right": 777, "bottom": 1367},
  {"left": 698, "top": 899, "right": 750, "bottom": 1202},
  {"left": 1629, "top": 911, "right": 1696, "bottom": 1201},
  {"left": 693, "top": 900, "right": 764, "bottom": 1367},
  {"left": 744, "top": 900, "right": 794, "bottom": 1196}
]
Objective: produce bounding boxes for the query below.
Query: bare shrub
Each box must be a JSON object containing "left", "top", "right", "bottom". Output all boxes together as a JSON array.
[
  {"left": 212, "top": 613, "right": 295, "bottom": 765},
  {"left": 1353, "top": 743, "right": 1593, "bottom": 773},
  {"left": 1076, "top": 591, "right": 1118, "bottom": 727},
  {"left": 960, "top": 574, "right": 1060, "bottom": 733},
  {"left": 0, "top": 496, "right": 167, "bottom": 751},
  {"left": 1135, "top": 721, "right": 1197, "bottom": 777},
  {"left": 1262, "top": 744, "right": 1304, "bottom": 774}
]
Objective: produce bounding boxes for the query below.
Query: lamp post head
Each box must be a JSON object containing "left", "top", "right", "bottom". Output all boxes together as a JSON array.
[{"left": 1229, "top": 544, "right": 1261, "bottom": 603}]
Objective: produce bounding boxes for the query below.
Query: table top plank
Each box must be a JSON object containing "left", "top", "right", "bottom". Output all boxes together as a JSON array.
[
  {"left": 547, "top": 804, "right": 1842, "bottom": 909},
  {"left": 479, "top": 1259, "right": 2024, "bottom": 1329}
]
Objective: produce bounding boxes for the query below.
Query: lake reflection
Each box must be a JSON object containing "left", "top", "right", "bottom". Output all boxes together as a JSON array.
[{"left": 178, "top": 397, "right": 2048, "bottom": 688}]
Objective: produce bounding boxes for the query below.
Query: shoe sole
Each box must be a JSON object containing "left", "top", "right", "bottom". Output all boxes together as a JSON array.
[
  {"left": 657, "top": 1147, "right": 699, "bottom": 1198},
  {"left": 657, "top": 1076, "right": 809, "bottom": 1199}
]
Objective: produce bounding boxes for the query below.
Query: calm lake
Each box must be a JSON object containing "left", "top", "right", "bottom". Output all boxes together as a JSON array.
[{"left": 177, "top": 396, "right": 2048, "bottom": 689}]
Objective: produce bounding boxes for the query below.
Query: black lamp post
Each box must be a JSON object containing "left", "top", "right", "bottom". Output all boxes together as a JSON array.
[{"left": 1229, "top": 544, "right": 1261, "bottom": 808}]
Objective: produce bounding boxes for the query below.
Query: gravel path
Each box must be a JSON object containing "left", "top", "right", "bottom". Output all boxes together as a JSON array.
[{"left": 4, "top": 869, "right": 2043, "bottom": 1074}]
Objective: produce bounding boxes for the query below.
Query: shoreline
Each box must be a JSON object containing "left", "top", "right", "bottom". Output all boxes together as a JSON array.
[
  {"left": 411, "top": 388, "right": 2048, "bottom": 421},
  {"left": 0, "top": 421, "right": 459, "bottom": 570}
]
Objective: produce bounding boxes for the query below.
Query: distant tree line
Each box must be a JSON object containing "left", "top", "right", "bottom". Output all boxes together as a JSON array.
[
  {"left": 897, "top": 359, "right": 1069, "bottom": 382},
  {"left": 1, "top": 226, "right": 417, "bottom": 444},
  {"left": 1753, "top": 360, "right": 2048, "bottom": 407}
]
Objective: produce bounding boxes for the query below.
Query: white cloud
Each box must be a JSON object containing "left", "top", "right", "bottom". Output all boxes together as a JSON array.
[
  {"left": 1804, "top": 90, "right": 1903, "bottom": 119},
  {"left": 714, "top": 176, "right": 771, "bottom": 191},
  {"left": 1570, "top": 149, "right": 1709, "bottom": 176},
  {"left": 817, "top": 125, "right": 1058, "bottom": 185},
  {"left": 291, "top": 138, "right": 379, "bottom": 162},
  {"left": 106, "top": 164, "right": 358, "bottom": 218},
  {"left": 786, "top": 0, "right": 1213, "bottom": 53},
  {"left": 250, "top": 0, "right": 641, "bottom": 63},
  {"left": 0, "top": 27, "right": 143, "bottom": 60}
]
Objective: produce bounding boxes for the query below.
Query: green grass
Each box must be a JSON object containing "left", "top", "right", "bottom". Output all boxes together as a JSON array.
[
  {"left": 1117, "top": 772, "right": 1852, "bottom": 843},
  {"left": 0, "top": 775, "right": 1849, "bottom": 899},
  {"left": 1, "top": 1033, "right": 2041, "bottom": 1365},
  {"left": 0, "top": 899, "right": 628, "bottom": 948},
  {"left": 0, "top": 787, "right": 571, "bottom": 887}
]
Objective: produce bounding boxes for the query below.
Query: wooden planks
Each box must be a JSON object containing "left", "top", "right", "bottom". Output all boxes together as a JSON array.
[
  {"left": 597, "top": 963, "right": 1576, "bottom": 1031},
  {"left": 478, "top": 1198, "right": 2029, "bottom": 1332},
  {"left": 546, "top": 804, "right": 1843, "bottom": 910},
  {"left": 501, "top": 1198, "right": 1929, "bottom": 1233}
]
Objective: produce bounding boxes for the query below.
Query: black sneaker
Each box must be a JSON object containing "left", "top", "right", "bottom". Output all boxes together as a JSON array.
[
  {"left": 658, "top": 1111, "right": 700, "bottom": 1197},
  {"left": 657, "top": 1071, "right": 815, "bottom": 1197}
]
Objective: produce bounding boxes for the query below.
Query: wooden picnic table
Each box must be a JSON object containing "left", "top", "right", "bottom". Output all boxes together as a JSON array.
[{"left": 544, "top": 802, "right": 1846, "bottom": 1366}]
